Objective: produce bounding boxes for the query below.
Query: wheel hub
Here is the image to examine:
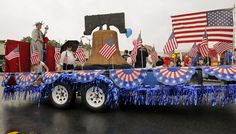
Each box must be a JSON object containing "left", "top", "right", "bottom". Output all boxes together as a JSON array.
[
  {"left": 86, "top": 87, "right": 105, "bottom": 108},
  {"left": 52, "top": 85, "right": 69, "bottom": 105}
]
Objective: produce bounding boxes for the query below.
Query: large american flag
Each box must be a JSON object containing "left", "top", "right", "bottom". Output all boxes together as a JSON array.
[
  {"left": 5, "top": 46, "right": 20, "bottom": 60},
  {"left": 99, "top": 38, "right": 117, "bottom": 60},
  {"left": 54, "top": 47, "right": 60, "bottom": 63},
  {"left": 75, "top": 47, "right": 85, "bottom": 63},
  {"left": 197, "top": 32, "right": 209, "bottom": 57},
  {"left": 163, "top": 32, "right": 178, "bottom": 55},
  {"left": 31, "top": 50, "right": 40, "bottom": 65},
  {"left": 213, "top": 42, "right": 233, "bottom": 55},
  {"left": 188, "top": 43, "right": 198, "bottom": 58},
  {"left": 171, "top": 8, "right": 234, "bottom": 44}
]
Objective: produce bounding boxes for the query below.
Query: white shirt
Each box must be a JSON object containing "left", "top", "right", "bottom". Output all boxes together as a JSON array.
[
  {"left": 127, "top": 57, "right": 133, "bottom": 65},
  {"left": 60, "top": 50, "right": 76, "bottom": 66},
  {"left": 146, "top": 55, "right": 153, "bottom": 69}
]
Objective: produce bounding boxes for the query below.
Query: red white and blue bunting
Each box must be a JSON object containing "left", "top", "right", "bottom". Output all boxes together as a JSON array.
[
  {"left": 72, "top": 70, "right": 105, "bottom": 83},
  {"left": 2, "top": 73, "right": 11, "bottom": 87},
  {"left": 202, "top": 65, "right": 236, "bottom": 81},
  {"left": 42, "top": 72, "right": 61, "bottom": 85},
  {"left": 15, "top": 72, "right": 38, "bottom": 87},
  {"left": 153, "top": 67, "right": 196, "bottom": 85},
  {"left": 109, "top": 68, "right": 147, "bottom": 89}
]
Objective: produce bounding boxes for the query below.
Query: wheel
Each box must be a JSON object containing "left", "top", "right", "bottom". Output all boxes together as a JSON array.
[
  {"left": 49, "top": 84, "right": 76, "bottom": 109},
  {"left": 82, "top": 86, "right": 107, "bottom": 111}
]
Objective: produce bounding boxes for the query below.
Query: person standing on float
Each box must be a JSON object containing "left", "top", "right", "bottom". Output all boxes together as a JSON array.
[{"left": 30, "top": 22, "right": 44, "bottom": 61}]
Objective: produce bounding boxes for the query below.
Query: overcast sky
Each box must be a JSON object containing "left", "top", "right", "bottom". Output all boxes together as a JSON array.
[{"left": 0, "top": 0, "right": 235, "bottom": 52}]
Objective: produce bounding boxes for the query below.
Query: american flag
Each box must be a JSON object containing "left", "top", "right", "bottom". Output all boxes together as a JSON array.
[
  {"left": 75, "top": 47, "right": 85, "bottom": 63},
  {"left": 130, "top": 40, "right": 142, "bottom": 62},
  {"left": 171, "top": 8, "right": 234, "bottom": 44},
  {"left": 163, "top": 32, "right": 178, "bottom": 55},
  {"left": 54, "top": 47, "right": 60, "bottom": 63},
  {"left": 99, "top": 38, "right": 117, "bottom": 60},
  {"left": 188, "top": 43, "right": 198, "bottom": 58},
  {"left": 31, "top": 50, "right": 40, "bottom": 65},
  {"left": 197, "top": 32, "right": 209, "bottom": 57},
  {"left": 63, "top": 52, "right": 69, "bottom": 64},
  {"left": 5, "top": 46, "right": 20, "bottom": 60},
  {"left": 150, "top": 47, "right": 158, "bottom": 62},
  {"left": 213, "top": 42, "right": 233, "bottom": 55}
]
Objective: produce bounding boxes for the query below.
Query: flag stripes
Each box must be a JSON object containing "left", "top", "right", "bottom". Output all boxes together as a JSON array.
[
  {"left": 172, "top": 8, "right": 234, "bottom": 44},
  {"left": 5, "top": 47, "right": 20, "bottom": 61},
  {"left": 99, "top": 38, "right": 117, "bottom": 60},
  {"left": 163, "top": 32, "right": 178, "bottom": 55},
  {"left": 188, "top": 43, "right": 198, "bottom": 58},
  {"left": 75, "top": 47, "right": 86, "bottom": 63},
  {"left": 31, "top": 50, "right": 40, "bottom": 65},
  {"left": 54, "top": 48, "right": 60, "bottom": 63},
  {"left": 213, "top": 42, "right": 233, "bottom": 55}
]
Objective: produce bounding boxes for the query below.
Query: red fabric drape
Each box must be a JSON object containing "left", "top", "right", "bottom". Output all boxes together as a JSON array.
[
  {"left": 46, "top": 45, "right": 55, "bottom": 71},
  {"left": 5, "top": 40, "right": 30, "bottom": 72}
]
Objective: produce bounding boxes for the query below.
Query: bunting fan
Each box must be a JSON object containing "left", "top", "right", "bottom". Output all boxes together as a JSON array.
[
  {"left": 109, "top": 69, "right": 147, "bottom": 89},
  {"left": 42, "top": 72, "right": 61, "bottom": 85},
  {"left": 202, "top": 65, "right": 236, "bottom": 81},
  {"left": 15, "top": 72, "right": 38, "bottom": 87},
  {"left": 153, "top": 67, "right": 195, "bottom": 85},
  {"left": 72, "top": 70, "right": 104, "bottom": 83}
]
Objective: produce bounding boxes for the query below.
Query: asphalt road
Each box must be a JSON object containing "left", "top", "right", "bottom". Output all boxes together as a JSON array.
[{"left": 0, "top": 85, "right": 236, "bottom": 134}]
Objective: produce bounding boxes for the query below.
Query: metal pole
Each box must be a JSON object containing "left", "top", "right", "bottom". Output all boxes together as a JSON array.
[
  {"left": 17, "top": 44, "right": 22, "bottom": 72},
  {"left": 232, "top": 5, "right": 236, "bottom": 65}
]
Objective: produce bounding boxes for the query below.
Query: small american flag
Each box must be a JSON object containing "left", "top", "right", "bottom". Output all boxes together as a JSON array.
[
  {"left": 172, "top": 8, "right": 234, "bottom": 44},
  {"left": 130, "top": 41, "right": 142, "bottom": 62},
  {"left": 130, "top": 33, "right": 143, "bottom": 62},
  {"left": 99, "top": 38, "right": 117, "bottom": 60},
  {"left": 188, "top": 43, "right": 198, "bottom": 58},
  {"left": 63, "top": 52, "right": 69, "bottom": 64},
  {"left": 54, "top": 47, "right": 60, "bottom": 63},
  {"left": 75, "top": 47, "right": 85, "bottom": 63},
  {"left": 31, "top": 50, "right": 40, "bottom": 65},
  {"left": 197, "top": 32, "right": 209, "bottom": 57},
  {"left": 150, "top": 47, "right": 158, "bottom": 62},
  {"left": 163, "top": 32, "right": 178, "bottom": 55},
  {"left": 213, "top": 42, "right": 233, "bottom": 55},
  {"left": 5, "top": 46, "right": 20, "bottom": 60}
]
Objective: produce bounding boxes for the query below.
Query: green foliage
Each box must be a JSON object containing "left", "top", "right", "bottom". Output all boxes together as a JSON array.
[
  {"left": 21, "top": 36, "right": 32, "bottom": 43},
  {"left": 83, "top": 43, "right": 91, "bottom": 51},
  {"left": 20, "top": 36, "right": 60, "bottom": 47},
  {"left": 48, "top": 40, "right": 60, "bottom": 47}
]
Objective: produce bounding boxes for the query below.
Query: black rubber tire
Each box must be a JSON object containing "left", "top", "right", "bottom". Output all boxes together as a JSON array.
[
  {"left": 49, "top": 83, "right": 76, "bottom": 109},
  {"left": 81, "top": 85, "right": 107, "bottom": 112}
]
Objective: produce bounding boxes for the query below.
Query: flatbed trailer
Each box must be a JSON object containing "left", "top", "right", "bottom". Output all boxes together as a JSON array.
[{"left": 2, "top": 66, "right": 236, "bottom": 111}]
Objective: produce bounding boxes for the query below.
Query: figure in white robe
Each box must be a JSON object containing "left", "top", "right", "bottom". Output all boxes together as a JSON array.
[{"left": 30, "top": 22, "right": 44, "bottom": 61}]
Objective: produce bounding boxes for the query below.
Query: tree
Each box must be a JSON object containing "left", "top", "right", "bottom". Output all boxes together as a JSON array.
[
  {"left": 48, "top": 40, "right": 60, "bottom": 47},
  {"left": 20, "top": 36, "right": 60, "bottom": 47},
  {"left": 21, "top": 36, "right": 32, "bottom": 43}
]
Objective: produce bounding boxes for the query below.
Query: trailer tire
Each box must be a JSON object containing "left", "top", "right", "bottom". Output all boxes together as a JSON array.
[
  {"left": 82, "top": 86, "right": 107, "bottom": 111},
  {"left": 50, "top": 84, "right": 76, "bottom": 109}
]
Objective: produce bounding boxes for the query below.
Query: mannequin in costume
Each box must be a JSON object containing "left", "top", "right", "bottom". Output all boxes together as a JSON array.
[{"left": 30, "top": 22, "right": 44, "bottom": 61}]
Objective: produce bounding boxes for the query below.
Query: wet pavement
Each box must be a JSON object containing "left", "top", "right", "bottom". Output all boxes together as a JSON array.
[{"left": 0, "top": 87, "right": 236, "bottom": 134}]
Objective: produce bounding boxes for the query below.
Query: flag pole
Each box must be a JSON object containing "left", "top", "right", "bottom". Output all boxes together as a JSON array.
[
  {"left": 203, "top": 27, "right": 209, "bottom": 66},
  {"left": 232, "top": 4, "right": 236, "bottom": 65},
  {"left": 18, "top": 44, "right": 21, "bottom": 72}
]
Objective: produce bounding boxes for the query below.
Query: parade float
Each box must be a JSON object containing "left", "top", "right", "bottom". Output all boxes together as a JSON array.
[{"left": 2, "top": 12, "right": 236, "bottom": 111}]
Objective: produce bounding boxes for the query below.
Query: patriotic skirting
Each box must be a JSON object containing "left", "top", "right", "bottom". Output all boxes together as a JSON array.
[{"left": 2, "top": 66, "right": 236, "bottom": 107}]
